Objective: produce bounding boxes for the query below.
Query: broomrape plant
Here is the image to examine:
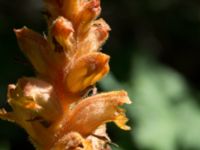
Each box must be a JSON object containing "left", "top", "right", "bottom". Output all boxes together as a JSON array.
[{"left": 0, "top": 0, "right": 131, "bottom": 149}]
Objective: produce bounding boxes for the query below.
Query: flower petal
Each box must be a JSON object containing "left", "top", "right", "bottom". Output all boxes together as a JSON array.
[
  {"left": 77, "top": 18, "right": 110, "bottom": 54},
  {"left": 14, "top": 27, "right": 51, "bottom": 75},
  {"left": 0, "top": 108, "right": 15, "bottom": 122},
  {"left": 51, "top": 16, "right": 75, "bottom": 54},
  {"left": 60, "top": 90, "right": 131, "bottom": 136},
  {"left": 65, "top": 52, "right": 109, "bottom": 93},
  {"left": 62, "top": 0, "right": 80, "bottom": 21},
  {"left": 15, "top": 27, "right": 69, "bottom": 76},
  {"left": 75, "top": 0, "right": 101, "bottom": 36},
  {"left": 8, "top": 77, "right": 61, "bottom": 122}
]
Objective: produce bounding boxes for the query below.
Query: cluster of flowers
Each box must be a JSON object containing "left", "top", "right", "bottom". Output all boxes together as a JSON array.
[{"left": 0, "top": 0, "right": 131, "bottom": 149}]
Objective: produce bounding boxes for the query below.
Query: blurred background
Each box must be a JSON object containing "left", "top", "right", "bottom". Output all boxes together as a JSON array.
[{"left": 0, "top": 0, "right": 200, "bottom": 149}]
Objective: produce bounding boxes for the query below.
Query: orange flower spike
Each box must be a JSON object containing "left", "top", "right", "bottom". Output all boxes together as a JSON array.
[{"left": 0, "top": 0, "right": 132, "bottom": 149}]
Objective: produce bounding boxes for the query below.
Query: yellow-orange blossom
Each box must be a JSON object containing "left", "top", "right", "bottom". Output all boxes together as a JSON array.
[{"left": 0, "top": 0, "right": 131, "bottom": 149}]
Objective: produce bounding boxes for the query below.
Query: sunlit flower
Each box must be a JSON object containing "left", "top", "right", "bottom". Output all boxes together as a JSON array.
[{"left": 0, "top": 0, "right": 131, "bottom": 149}]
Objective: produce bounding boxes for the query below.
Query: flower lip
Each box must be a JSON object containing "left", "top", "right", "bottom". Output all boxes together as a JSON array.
[
  {"left": 65, "top": 53, "right": 110, "bottom": 93},
  {"left": 57, "top": 90, "right": 131, "bottom": 138}
]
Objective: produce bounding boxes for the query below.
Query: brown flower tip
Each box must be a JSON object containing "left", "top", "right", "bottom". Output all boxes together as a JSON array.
[{"left": 0, "top": 0, "right": 131, "bottom": 149}]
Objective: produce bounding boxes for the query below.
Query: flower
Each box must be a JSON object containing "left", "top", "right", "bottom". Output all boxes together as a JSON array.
[{"left": 0, "top": 0, "right": 131, "bottom": 149}]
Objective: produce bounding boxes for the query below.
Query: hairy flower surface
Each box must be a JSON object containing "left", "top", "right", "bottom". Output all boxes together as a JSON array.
[{"left": 0, "top": 0, "right": 131, "bottom": 149}]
